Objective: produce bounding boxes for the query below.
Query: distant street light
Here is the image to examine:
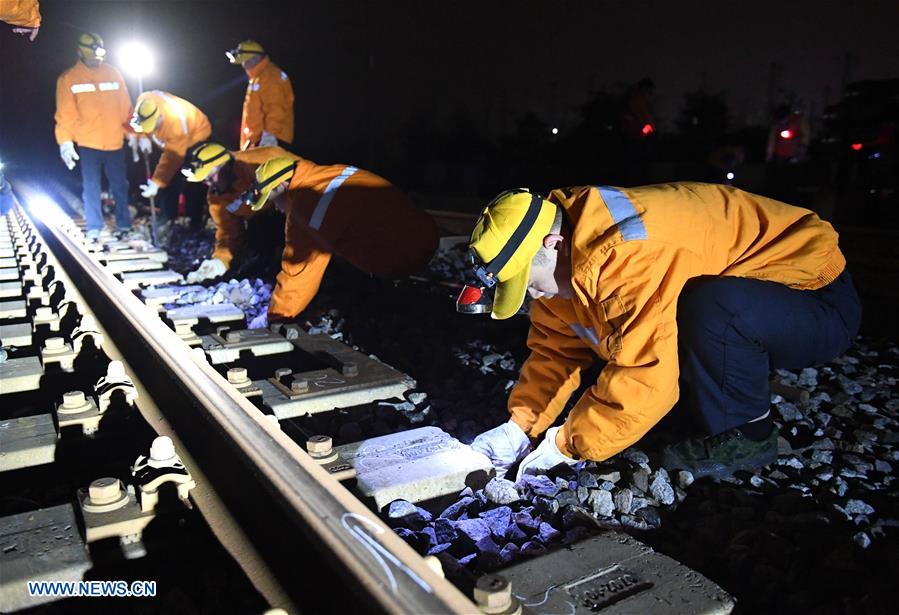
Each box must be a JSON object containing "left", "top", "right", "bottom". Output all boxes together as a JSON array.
[
  {"left": 551, "top": 127, "right": 559, "bottom": 135},
  {"left": 726, "top": 172, "right": 735, "bottom": 181}
]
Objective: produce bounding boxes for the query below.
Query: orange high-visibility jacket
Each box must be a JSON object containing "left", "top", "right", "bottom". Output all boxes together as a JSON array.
[
  {"left": 136, "top": 91, "right": 212, "bottom": 187},
  {"left": 55, "top": 62, "right": 132, "bottom": 151},
  {"left": 508, "top": 183, "right": 846, "bottom": 462},
  {"left": 269, "top": 162, "right": 438, "bottom": 319},
  {"left": 207, "top": 146, "right": 299, "bottom": 268},
  {"left": 1, "top": 0, "right": 40, "bottom": 28},
  {"left": 240, "top": 57, "right": 294, "bottom": 150}
]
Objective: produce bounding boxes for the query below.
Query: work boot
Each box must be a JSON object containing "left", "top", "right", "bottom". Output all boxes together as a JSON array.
[{"left": 660, "top": 425, "right": 777, "bottom": 480}]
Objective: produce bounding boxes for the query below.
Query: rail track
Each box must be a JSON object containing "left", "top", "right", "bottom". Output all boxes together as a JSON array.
[{"left": 1, "top": 184, "right": 475, "bottom": 614}]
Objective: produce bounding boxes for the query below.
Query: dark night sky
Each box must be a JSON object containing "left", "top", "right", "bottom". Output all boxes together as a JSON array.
[{"left": 1, "top": 0, "right": 897, "bottom": 178}]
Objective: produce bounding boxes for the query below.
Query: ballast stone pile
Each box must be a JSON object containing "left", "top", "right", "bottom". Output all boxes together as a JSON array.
[
  {"left": 162, "top": 278, "right": 273, "bottom": 327},
  {"left": 738, "top": 341, "right": 899, "bottom": 551},
  {"left": 385, "top": 446, "right": 686, "bottom": 573},
  {"left": 386, "top": 339, "right": 898, "bottom": 583}
]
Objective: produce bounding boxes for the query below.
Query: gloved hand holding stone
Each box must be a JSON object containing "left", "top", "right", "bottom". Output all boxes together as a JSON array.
[
  {"left": 138, "top": 136, "right": 152, "bottom": 155},
  {"left": 140, "top": 180, "right": 159, "bottom": 199},
  {"left": 258, "top": 130, "right": 278, "bottom": 147},
  {"left": 59, "top": 141, "right": 79, "bottom": 170},
  {"left": 248, "top": 311, "right": 268, "bottom": 330},
  {"left": 470, "top": 420, "right": 532, "bottom": 480},
  {"left": 516, "top": 426, "right": 576, "bottom": 481},
  {"left": 186, "top": 258, "right": 227, "bottom": 284}
]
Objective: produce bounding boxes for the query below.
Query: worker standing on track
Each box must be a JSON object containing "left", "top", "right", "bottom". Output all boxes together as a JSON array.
[
  {"left": 54, "top": 32, "right": 138, "bottom": 241},
  {"left": 460, "top": 184, "right": 861, "bottom": 480},
  {"left": 226, "top": 40, "right": 295, "bottom": 150},
  {"left": 240, "top": 157, "right": 438, "bottom": 328},
  {"left": 130, "top": 90, "right": 212, "bottom": 232},
  {"left": 1, "top": 0, "right": 40, "bottom": 40},
  {"left": 180, "top": 141, "right": 299, "bottom": 282}
]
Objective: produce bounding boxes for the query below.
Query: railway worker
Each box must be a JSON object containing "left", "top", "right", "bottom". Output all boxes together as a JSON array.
[
  {"left": 180, "top": 141, "right": 299, "bottom": 282},
  {"left": 460, "top": 184, "right": 861, "bottom": 480},
  {"left": 55, "top": 32, "right": 137, "bottom": 241},
  {"left": 226, "top": 40, "right": 295, "bottom": 151},
  {"left": 240, "top": 156, "right": 439, "bottom": 328},
  {"left": 1, "top": 0, "right": 40, "bottom": 40},
  {"left": 130, "top": 90, "right": 212, "bottom": 231}
]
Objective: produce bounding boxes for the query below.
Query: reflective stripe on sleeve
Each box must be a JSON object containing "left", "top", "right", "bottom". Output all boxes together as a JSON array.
[
  {"left": 597, "top": 186, "right": 647, "bottom": 241},
  {"left": 309, "top": 166, "right": 358, "bottom": 230},
  {"left": 70, "top": 83, "right": 97, "bottom": 93},
  {"left": 98, "top": 81, "right": 120, "bottom": 91}
]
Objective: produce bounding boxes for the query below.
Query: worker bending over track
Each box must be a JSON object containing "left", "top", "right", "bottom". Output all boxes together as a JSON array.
[
  {"left": 130, "top": 90, "right": 212, "bottom": 231},
  {"left": 181, "top": 142, "right": 299, "bottom": 282},
  {"left": 460, "top": 184, "right": 861, "bottom": 480},
  {"left": 241, "top": 156, "right": 439, "bottom": 328}
]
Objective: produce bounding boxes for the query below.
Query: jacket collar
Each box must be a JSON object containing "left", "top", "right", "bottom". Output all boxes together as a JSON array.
[
  {"left": 245, "top": 56, "right": 270, "bottom": 79},
  {"left": 552, "top": 186, "right": 622, "bottom": 306}
]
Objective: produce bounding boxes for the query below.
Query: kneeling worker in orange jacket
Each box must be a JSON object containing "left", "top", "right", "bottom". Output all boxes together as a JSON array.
[
  {"left": 240, "top": 157, "right": 439, "bottom": 328},
  {"left": 1, "top": 0, "right": 40, "bottom": 40},
  {"left": 461, "top": 184, "right": 861, "bottom": 481},
  {"left": 181, "top": 142, "right": 299, "bottom": 282},
  {"left": 130, "top": 90, "right": 212, "bottom": 228}
]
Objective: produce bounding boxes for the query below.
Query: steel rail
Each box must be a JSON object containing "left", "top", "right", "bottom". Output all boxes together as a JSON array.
[{"left": 15, "top": 181, "right": 476, "bottom": 615}]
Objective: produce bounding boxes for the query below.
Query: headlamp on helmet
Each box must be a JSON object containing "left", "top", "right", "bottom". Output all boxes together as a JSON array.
[
  {"left": 241, "top": 159, "right": 298, "bottom": 211},
  {"left": 182, "top": 142, "right": 232, "bottom": 182},
  {"left": 226, "top": 40, "right": 265, "bottom": 65},
  {"left": 456, "top": 189, "right": 557, "bottom": 319},
  {"left": 78, "top": 33, "right": 106, "bottom": 62}
]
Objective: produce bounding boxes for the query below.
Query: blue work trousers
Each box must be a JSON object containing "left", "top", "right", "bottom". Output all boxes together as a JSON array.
[
  {"left": 79, "top": 146, "right": 131, "bottom": 232},
  {"left": 676, "top": 271, "right": 862, "bottom": 435}
]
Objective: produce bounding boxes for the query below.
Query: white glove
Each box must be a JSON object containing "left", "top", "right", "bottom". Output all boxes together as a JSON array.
[
  {"left": 186, "top": 258, "right": 227, "bottom": 283},
  {"left": 60, "top": 141, "right": 79, "bottom": 170},
  {"left": 12, "top": 27, "right": 39, "bottom": 41},
  {"left": 140, "top": 180, "right": 159, "bottom": 198},
  {"left": 258, "top": 130, "right": 278, "bottom": 147},
  {"left": 127, "top": 134, "right": 140, "bottom": 162},
  {"left": 248, "top": 312, "right": 268, "bottom": 330},
  {"left": 138, "top": 136, "right": 152, "bottom": 155},
  {"left": 470, "top": 420, "right": 532, "bottom": 480},
  {"left": 516, "top": 426, "right": 576, "bottom": 481}
]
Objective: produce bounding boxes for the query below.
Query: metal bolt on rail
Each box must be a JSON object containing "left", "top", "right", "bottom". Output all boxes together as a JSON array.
[
  {"left": 131, "top": 436, "right": 196, "bottom": 513},
  {"left": 473, "top": 574, "right": 521, "bottom": 615}
]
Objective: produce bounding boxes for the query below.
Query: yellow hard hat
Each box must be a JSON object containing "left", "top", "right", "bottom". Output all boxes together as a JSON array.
[
  {"left": 226, "top": 40, "right": 265, "bottom": 65},
  {"left": 241, "top": 156, "right": 298, "bottom": 212},
  {"left": 130, "top": 97, "right": 159, "bottom": 134},
  {"left": 182, "top": 142, "right": 233, "bottom": 183},
  {"left": 466, "top": 189, "right": 558, "bottom": 320},
  {"left": 77, "top": 32, "right": 106, "bottom": 62}
]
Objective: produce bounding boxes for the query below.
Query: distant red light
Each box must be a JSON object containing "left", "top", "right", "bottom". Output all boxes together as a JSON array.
[
  {"left": 851, "top": 143, "right": 863, "bottom": 151},
  {"left": 780, "top": 129, "right": 793, "bottom": 140},
  {"left": 642, "top": 123, "right": 655, "bottom": 136}
]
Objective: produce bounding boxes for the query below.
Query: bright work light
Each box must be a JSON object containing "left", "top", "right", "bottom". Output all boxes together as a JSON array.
[{"left": 118, "top": 42, "right": 154, "bottom": 81}]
